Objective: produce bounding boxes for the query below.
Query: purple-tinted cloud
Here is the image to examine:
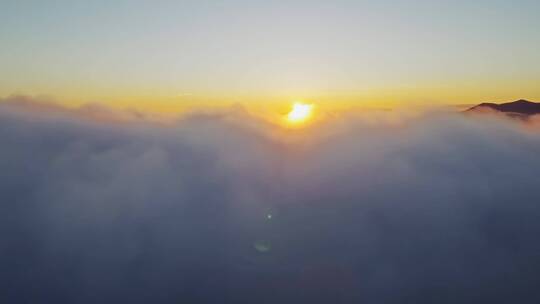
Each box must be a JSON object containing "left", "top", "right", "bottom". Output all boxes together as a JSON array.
[{"left": 1, "top": 98, "right": 540, "bottom": 303}]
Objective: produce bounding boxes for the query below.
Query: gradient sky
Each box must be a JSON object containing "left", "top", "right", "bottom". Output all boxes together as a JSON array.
[{"left": 1, "top": 0, "right": 540, "bottom": 112}]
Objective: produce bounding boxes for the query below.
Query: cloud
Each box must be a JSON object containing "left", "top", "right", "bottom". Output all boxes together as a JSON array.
[
  {"left": 0, "top": 95, "right": 174, "bottom": 124},
  {"left": 1, "top": 99, "right": 540, "bottom": 303}
]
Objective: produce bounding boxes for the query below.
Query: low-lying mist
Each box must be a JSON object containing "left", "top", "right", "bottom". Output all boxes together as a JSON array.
[{"left": 1, "top": 99, "right": 540, "bottom": 303}]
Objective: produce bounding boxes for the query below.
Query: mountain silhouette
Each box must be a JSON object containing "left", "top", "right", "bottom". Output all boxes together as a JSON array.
[{"left": 466, "top": 99, "right": 540, "bottom": 117}]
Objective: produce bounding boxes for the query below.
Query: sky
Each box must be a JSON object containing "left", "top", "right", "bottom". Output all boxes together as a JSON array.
[
  {"left": 3, "top": 2, "right": 540, "bottom": 301},
  {"left": 1, "top": 0, "right": 540, "bottom": 112}
]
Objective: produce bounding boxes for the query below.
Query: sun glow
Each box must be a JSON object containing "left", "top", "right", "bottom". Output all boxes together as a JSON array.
[{"left": 287, "top": 102, "right": 313, "bottom": 124}]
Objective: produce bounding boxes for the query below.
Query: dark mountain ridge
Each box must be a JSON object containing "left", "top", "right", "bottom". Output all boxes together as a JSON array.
[{"left": 466, "top": 99, "right": 540, "bottom": 116}]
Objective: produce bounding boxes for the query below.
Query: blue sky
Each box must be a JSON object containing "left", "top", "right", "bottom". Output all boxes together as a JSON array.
[{"left": 1, "top": 0, "right": 539, "bottom": 109}]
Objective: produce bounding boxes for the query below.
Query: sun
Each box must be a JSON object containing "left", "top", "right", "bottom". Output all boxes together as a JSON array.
[{"left": 287, "top": 102, "right": 313, "bottom": 124}]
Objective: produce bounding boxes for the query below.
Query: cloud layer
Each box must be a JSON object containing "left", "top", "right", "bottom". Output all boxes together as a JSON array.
[{"left": 1, "top": 100, "right": 540, "bottom": 303}]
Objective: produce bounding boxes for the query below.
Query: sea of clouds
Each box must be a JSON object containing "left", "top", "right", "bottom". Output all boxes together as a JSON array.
[{"left": 1, "top": 97, "right": 540, "bottom": 303}]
